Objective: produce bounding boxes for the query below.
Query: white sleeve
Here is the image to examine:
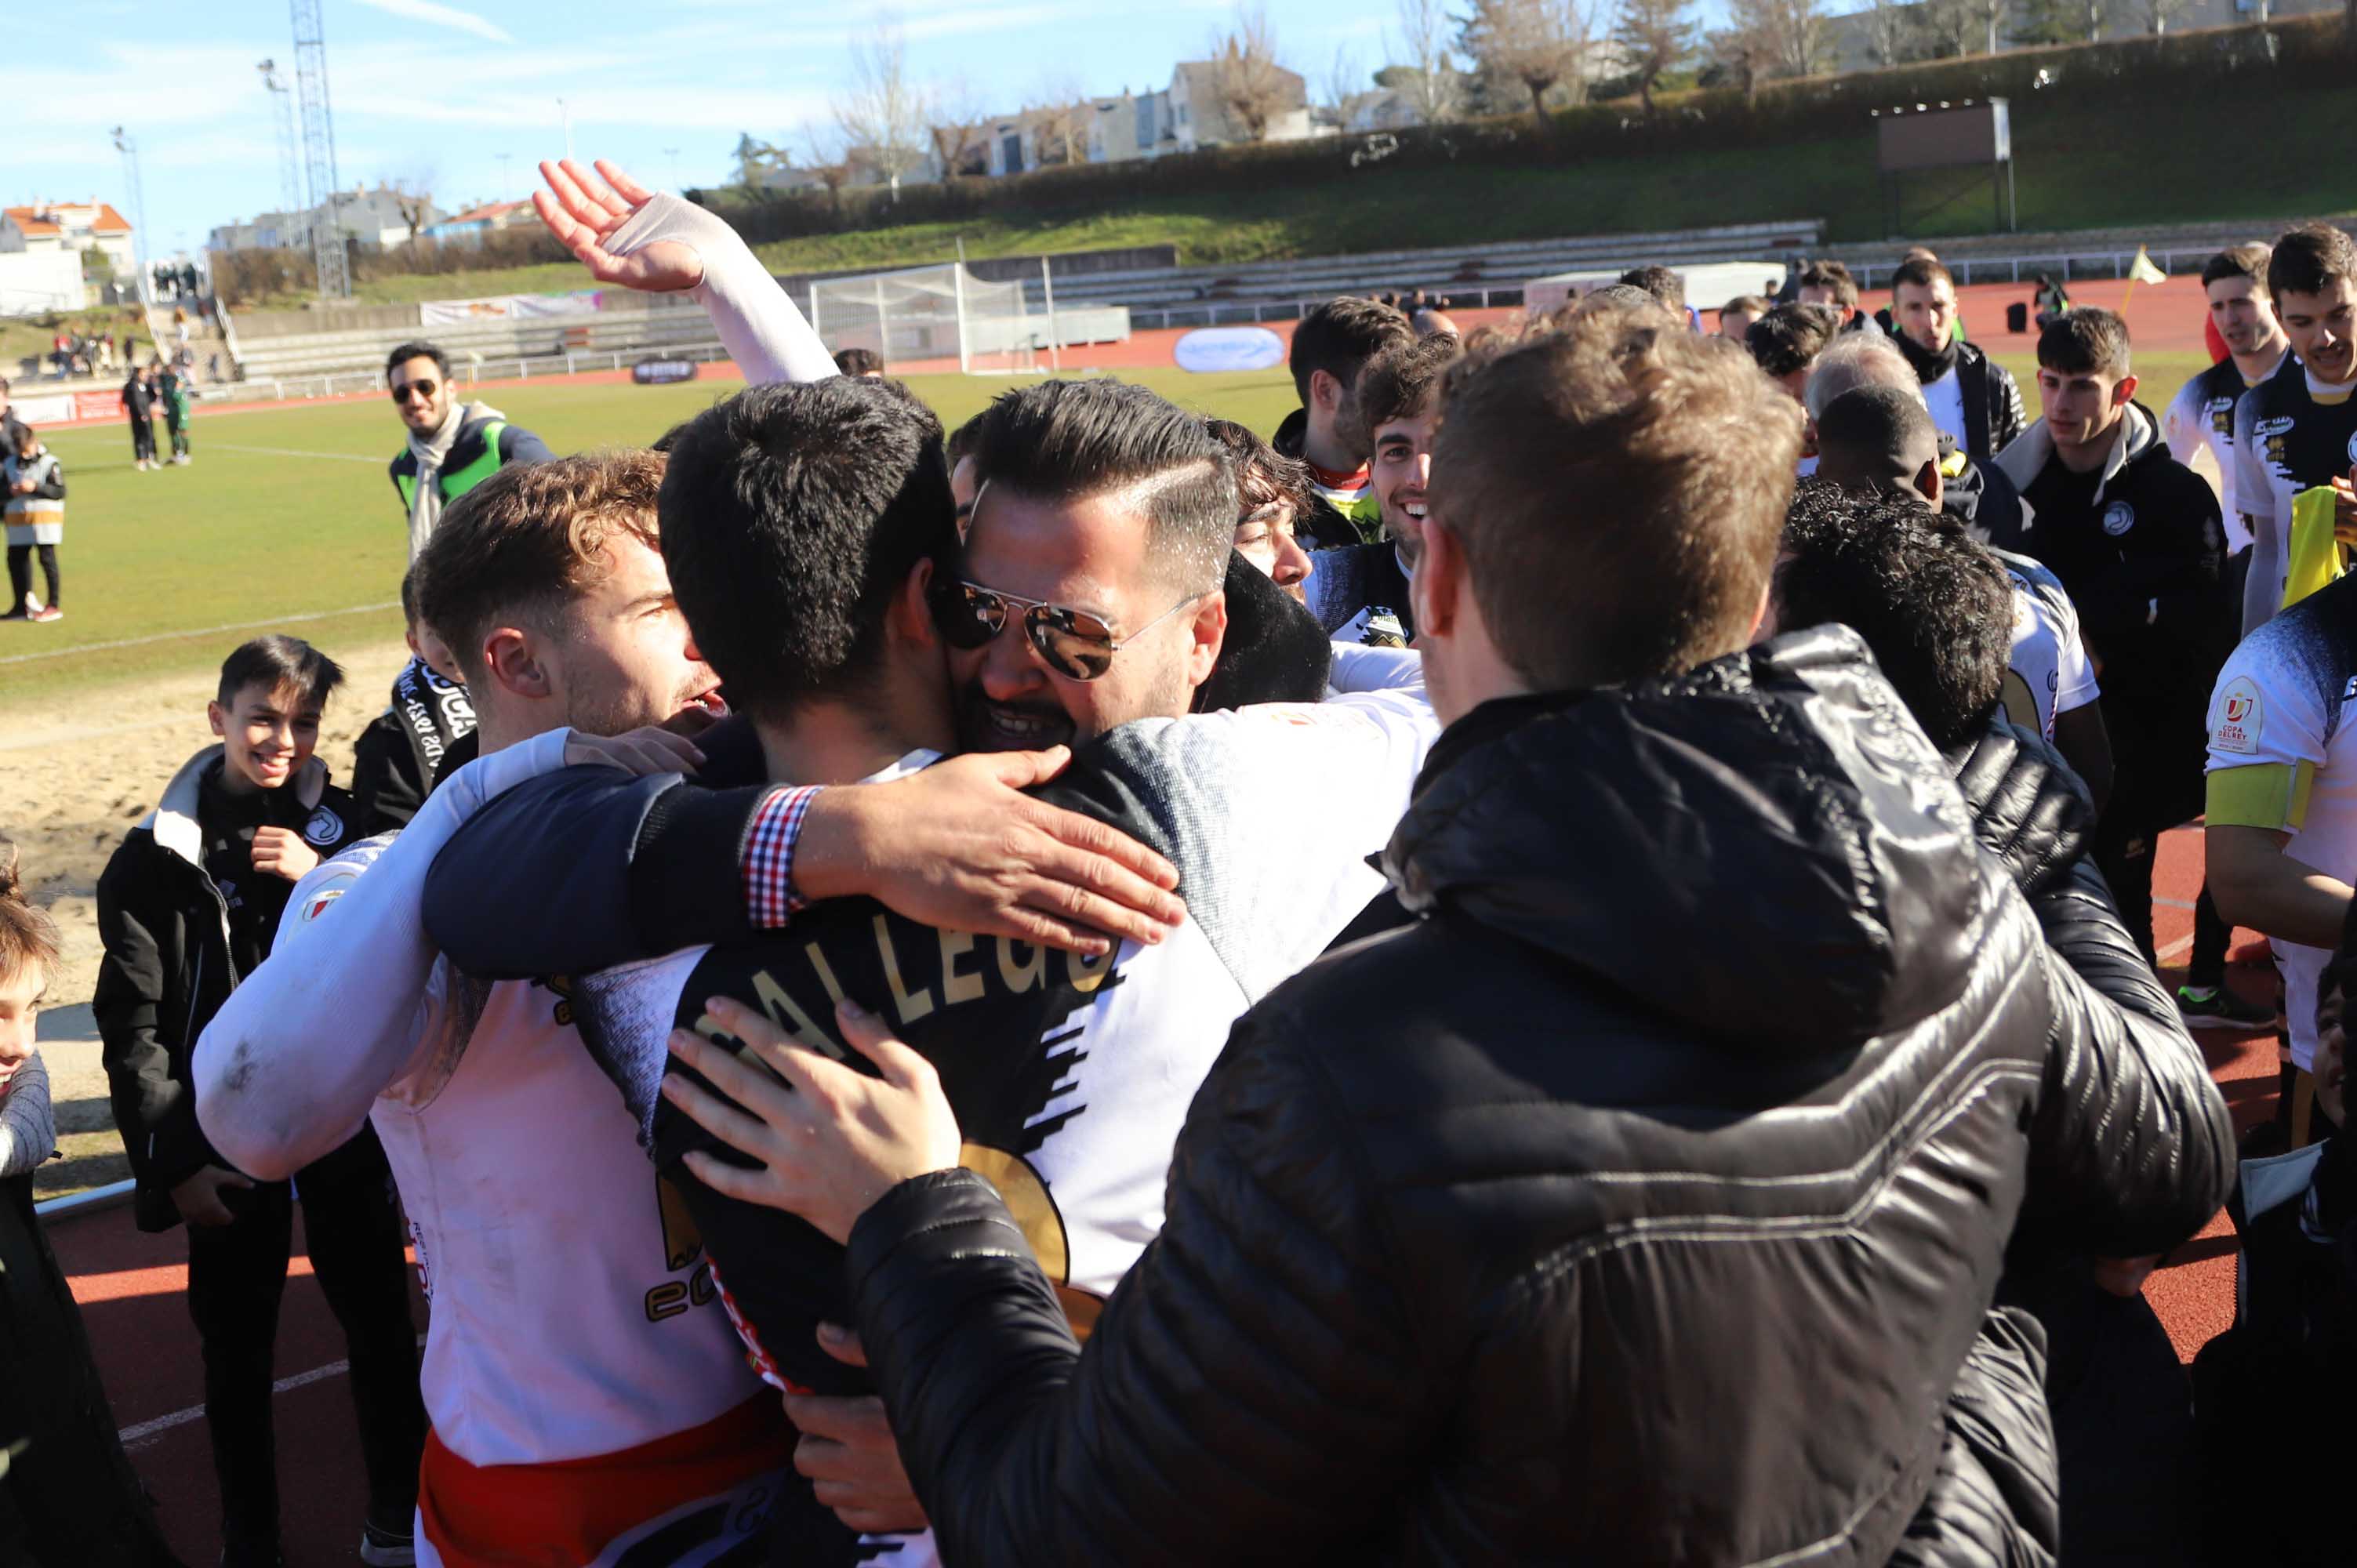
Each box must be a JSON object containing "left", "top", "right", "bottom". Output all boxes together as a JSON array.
[
  {"left": 1324, "top": 641, "right": 1423, "bottom": 695},
  {"left": 598, "top": 194, "right": 837, "bottom": 387},
  {"left": 2161, "top": 376, "right": 2206, "bottom": 468},
  {"left": 2206, "top": 633, "right": 2324, "bottom": 785},
  {"left": 193, "top": 728, "right": 576, "bottom": 1179},
  {"left": 2054, "top": 620, "right": 2101, "bottom": 714},
  {"left": 2235, "top": 391, "right": 2279, "bottom": 635}
]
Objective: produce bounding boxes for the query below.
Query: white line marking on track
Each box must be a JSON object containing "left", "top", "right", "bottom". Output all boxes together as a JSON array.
[
  {"left": 209, "top": 442, "right": 383, "bottom": 464},
  {"left": 116, "top": 1334, "right": 426, "bottom": 1450},
  {"left": 0, "top": 601, "right": 398, "bottom": 667}
]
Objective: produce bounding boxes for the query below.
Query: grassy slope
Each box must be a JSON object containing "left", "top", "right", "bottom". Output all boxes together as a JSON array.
[
  {"left": 322, "top": 82, "right": 2357, "bottom": 307},
  {"left": 0, "top": 366, "right": 1300, "bottom": 708}
]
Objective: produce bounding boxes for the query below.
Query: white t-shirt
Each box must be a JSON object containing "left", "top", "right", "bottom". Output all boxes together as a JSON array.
[
  {"left": 2204, "top": 578, "right": 2357, "bottom": 1068},
  {"left": 1995, "top": 549, "right": 2100, "bottom": 741},
  {"left": 1923, "top": 365, "right": 1969, "bottom": 455}
]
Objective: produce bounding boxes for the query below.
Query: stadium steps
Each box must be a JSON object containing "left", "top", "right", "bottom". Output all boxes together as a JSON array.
[{"left": 230, "top": 309, "right": 721, "bottom": 389}]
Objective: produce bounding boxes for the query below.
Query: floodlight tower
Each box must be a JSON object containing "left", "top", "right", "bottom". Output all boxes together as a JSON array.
[
  {"left": 110, "top": 126, "right": 151, "bottom": 303},
  {"left": 289, "top": 0, "right": 350, "bottom": 299},
  {"left": 258, "top": 60, "right": 304, "bottom": 223}
]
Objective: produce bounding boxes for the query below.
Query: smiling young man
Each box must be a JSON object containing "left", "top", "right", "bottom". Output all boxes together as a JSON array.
[
  {"left": 1302, "top": 332, "right": 1455, "bottom": 645},
  {"left": 2233, "top": 224, "right": 2357, "bottom": 634},
  {"left": 1890, "top": 256, "right": 2025, "bottom": 461},
  {"left": 96, "top": 636, "right": 424, "bottom": 1568},
  {"left": 2166, "top": 245, "right": 2290, "bottom": 560},
  {"left": 385, "top": 341, "right": 554, "bottom": 561},
  {"left": 1997, "top": 308, "right": 2228, "bottom": 970},
  {"left": 1270, "top": 296, "right": 1415, "bottom": 545}
]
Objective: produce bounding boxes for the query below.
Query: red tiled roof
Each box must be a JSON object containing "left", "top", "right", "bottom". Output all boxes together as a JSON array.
[
  {"left": 442, "top": 199, "right": 528, "bottom": 226},
  {"left": 3, "top": 202, "right": 133, "bottom": 235},
  {"left": 3, "top": 207, "right": 60, "bottom": 237},
  {"left": 90, "top": 203, "right": 133, "bottom": 233}
]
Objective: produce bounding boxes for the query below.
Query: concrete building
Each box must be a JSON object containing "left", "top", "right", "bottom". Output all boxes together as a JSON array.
[
  {"left": 1823, "top": 0, "right": 2341, "bottom": 75},
  {"left": 423, "top": 198, "right": 536, "bottom": 246},
  {"left": 1, "top": 201, "right": 136, "bottom": 279},
  {"left": 208, "top": 183, "right": 441, "bottom": 253},
  {"left": 953, "top": 56, "right": 1316, "bottom": 179}
]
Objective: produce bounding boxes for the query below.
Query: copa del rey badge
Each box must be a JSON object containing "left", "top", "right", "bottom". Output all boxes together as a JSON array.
[
  {"left": 2214, "top": 677, "right": 2264, "bottom": 755},
  {"left": 2101, "top": 500, "right": 2136, "bottom": 537}
]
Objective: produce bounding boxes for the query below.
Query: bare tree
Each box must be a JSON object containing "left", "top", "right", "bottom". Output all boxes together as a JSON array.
[
  {"left": 928, "top": 81, "right": 992, "bottom": 180},
  {"left": 833, "top": 23, "right": 932, "bottom": 201},
  {"left": 1863, "top": 0, "right": 1908, "bottom": 65},
  {"left": 1024, "top": 84, "right": 1090, "bottom": 168},
  {"left": 389, "top": 173, "right": 438, "bottom": 243},
  {"left": 1612, "top": 0, "right": 1697, "bottom": 111},
  {"left": 1962, "top": 0, "right": 2010, "bottom": 53},
  {"left": 1912, "top": 0, "right": 1980, "bottom": 56},
  {"left": 2135, "top": 0, "right": 2189, "bottom": 31},
  {"left": 2072, "top": 0, "right": 2112, "bottom": 38},
  {"left": 1320, "top": 45, "right": 1382, "bottom": 129},
  {"left": 1208, "top": 2, "right": 1295, "bottom": 142},
  {"left": 1460, "top": 0, "right": 1596, "bottom": 125},
  {"left": 1761, "top": 0, "right": 1830, "bottom": 75},
  {"left": 799, "top": 128, "right": 855, "bottom": 216},
  {"left": 1388, "top": 0, "right": 1461, "bottom": 124},
  {"left": 732, "top": 132, "right": 785, "bottom": 193},
  {"left": 1706, "top": 0, "right": 1781, "bottom": 103}
]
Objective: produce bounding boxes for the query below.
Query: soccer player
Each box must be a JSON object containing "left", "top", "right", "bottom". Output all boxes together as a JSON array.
[
  {"left": 1307, "top": 332, "right": 1456, "bottom": 645},
  {"left": 386, "top": 341, "right": 554, "bottom": 561},
  {"left": 97, "top": 637, "right": 422, "bottom": 1568},
  {"left": 1996, "top": 309, "right": 2227, "bottom": 967},
  {"left": 1272, "top": 296, "right": 1415, "bottom": 542},
  {"left": 1805, "top": 328, "right": 2028, "bottom": 549},
  {"left": 1890, "top": 256, "right": 2025, "bottom": 461},
  {"left": 2166, "top": 244, "right": 2290, "bottom": 561},
  {"left": 2233, "top": 223, "right": 2357, "bottom": 633}
]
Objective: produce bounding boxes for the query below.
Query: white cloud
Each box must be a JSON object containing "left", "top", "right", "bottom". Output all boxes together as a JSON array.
[{"left": 350, "top": 0, "right": 516, "bottom": 44}]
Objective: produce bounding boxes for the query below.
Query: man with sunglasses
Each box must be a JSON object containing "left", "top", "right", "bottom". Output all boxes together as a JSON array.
[{"left": 387, "top": 341, "right": 553, "bottom": 561}]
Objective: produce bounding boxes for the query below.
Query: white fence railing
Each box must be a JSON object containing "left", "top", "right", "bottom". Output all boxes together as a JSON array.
[{"left": 239, "top": 339, "right": 736, "bottom": 404}]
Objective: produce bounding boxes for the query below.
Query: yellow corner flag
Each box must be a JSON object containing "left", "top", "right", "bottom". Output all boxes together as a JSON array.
[{"left": 2121, "top": 245, "right": 2169, "bottom": 311}]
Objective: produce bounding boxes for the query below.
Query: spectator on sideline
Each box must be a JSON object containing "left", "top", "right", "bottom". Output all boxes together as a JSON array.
[
  {"left": 96, "top": 637, "right": 425, "bottom": 1568},
  {"left": 124, "top": 361, "right": 159, "bottom": 472},
  {"left": 386, "top": 340, "right": 554, "bottom": 562},
  {"left": 1890, "top": 256, "right": 2025, "bottom": 460},
  {"left": 159, "top": 360, "right": 194, "bottom": 466},
  {"left": 1795, "top": 259, "right": 1867, "bottom": 330},
  {"left": 3, "top": 425, "right": 66, "bottom": 624},
  {"left": 1805, "top": 327, "right": 2029, "bottom": 551},
  {"left": 0, "top": 841, "right": 183, "bottom": 1567},
  {"left": 833, "top": 346, "right": 886, "bottom": 379},
  {"left": 2232, "top": 223, "right": 2357, "bottom": 633},
  {"left": 1272, "top": 296, "right": 1415, "bottom": 546},
  {"left": 347, "top": 567, "right": 478, "bottom": 837},
  {"left": 1997, "top": 309, "right": 2227, "bottom": 972},
  {"left": 1205, "top": 418, "right": 1314, "bottom": 602},
  {"left": 1716, "top": 294, "right": 1768, "bottom": 340},
  {"left": 0, "top": 378, "right": 26, "bottom": 461},
  {"left": 657, "top": 304, "right": 2234, "bottom": 1565},
  {"left": 2165, "top": 244, "right": 2289, "bottom": 564},
  {"left": 2032, "top": 272, "right": 2072, "bottom": 328},
  {"left": 1811, "top": 387, "right": 2111, "bottom": 808}
]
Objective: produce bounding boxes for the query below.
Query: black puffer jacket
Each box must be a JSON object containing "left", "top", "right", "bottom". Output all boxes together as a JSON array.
[{"left": 845, "top": 629, "right": 2233, "bottom": 1566}]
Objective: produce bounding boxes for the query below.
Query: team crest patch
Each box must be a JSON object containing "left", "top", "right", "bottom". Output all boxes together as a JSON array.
[
  {"left": 292, "top": 871, "right": 356, "bottom": 924},
  {"left": 2347, "top": 430, "right": 2357, "bottom": 464},
  {"left": 2101, "top": 501, "right": 2136, "bottom": 537},
  {"left": 302, "top": 805, "right": 343, "bottom": 847},
  {"left": 2214, "top": 676, "right": 2264, "bottom": 755}
]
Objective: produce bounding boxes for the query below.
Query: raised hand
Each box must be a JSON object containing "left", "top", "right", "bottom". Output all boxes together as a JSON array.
[{"left": 533, "top": 158, "right": 703, "bottom": 293}]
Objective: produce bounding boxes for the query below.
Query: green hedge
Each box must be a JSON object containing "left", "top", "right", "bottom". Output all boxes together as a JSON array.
[{"left": 706, "top": 14, "right": 2353, "bottom": 246}]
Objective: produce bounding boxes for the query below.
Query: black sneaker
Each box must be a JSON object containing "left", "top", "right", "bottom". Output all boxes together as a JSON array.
[
  {"left": 360, "top": 1518, "right": 416, "bottom": 1566},
  {"left": 2177, "top": 984, "right": 2277, "bottom": 1030}
]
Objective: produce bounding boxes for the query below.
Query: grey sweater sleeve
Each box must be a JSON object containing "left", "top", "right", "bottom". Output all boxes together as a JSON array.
[{"left": 0, "top": 1053, "right": 55, "bottom": 1178}]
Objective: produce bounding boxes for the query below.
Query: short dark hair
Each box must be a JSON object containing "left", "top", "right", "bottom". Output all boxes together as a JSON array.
[
  {"left": 1813, "top": 386, "right": 1941, "bottom": 492},
  {"left": 1773, "top": 481, "right": 2010, "bottom": 750},
  {"left": 216, "top": 634, "right": 345, "bottom": 710},
  {"left": 970, "top": 379, "right": 1235, "bottom": 596},
  {"left": 1349, "top": 333, "right": 1458, "bottom": 454},
  {"left": 1204, "top": 418, "right": 1313, "bottom": 521},
  {"left": 659, "top": 379, "right": 953, "bottom": 719},
  {"left": 945, "top": 409, "right": 988, "bottom": 466},
  {"left": 832, "top": 346, "right": 885, "bottom": 377},
  {"left": 386, "top": 341, "right": 449, "bottom": 383},
  {"left": 1890, "top": 257, "right": 1954, "bottom": 295},
  {"left": 1796, "top": 260, "right": 1860, "bottom": 309},
  {"left": 1288, "top": 296, "right": 1413, "bottom": 405},
  {"left": 1618, "top": 265, "right": 1686, "bottom": 313},
  {"left": 1719, "top": 295, "right": 1770, "bottom": 320},
  {"left": 1429, "top": 303, "right": 1803, "bottom": 691},
  {"left": 2268, "top": 223, "right": 2357, "bottom": 303},
  {"left": 398, "top": 562, "right": 420, "bottom": 630},
  {"left": 414, "top": 449, "right": 664, "bottom": 682},
  {"left": 2038, "top": 307, "right": 2132, "bottom": 379},
  {"left": 2203, "top": 243, "right": 2272, "bottom": 296},
  {"left": 1746, "top": 303, "right": 1843, "bottom": 380},
  {"left": 8, "top": 423, "right": 35, "bottom": 459}
]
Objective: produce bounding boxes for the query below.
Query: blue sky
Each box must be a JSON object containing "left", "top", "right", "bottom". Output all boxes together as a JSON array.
[{"left": 9, "top": 0, "right": 1494, "bottom": 260}]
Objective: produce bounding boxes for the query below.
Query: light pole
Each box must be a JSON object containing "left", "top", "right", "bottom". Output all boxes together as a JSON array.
[{"left": 110, "top": 125, "right": 151, "bottom": 305}]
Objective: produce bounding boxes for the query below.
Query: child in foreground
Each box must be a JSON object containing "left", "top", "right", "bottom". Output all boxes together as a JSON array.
[
  {"left": 2, "top": 423, "right": 64, "bottom": 622},
  {"left": 94, "top": 636, "right": 426, "bottom": 1568}
]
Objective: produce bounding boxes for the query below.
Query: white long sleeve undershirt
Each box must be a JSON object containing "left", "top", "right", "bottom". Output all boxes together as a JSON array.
[
  {"left": 192, "top": 728, "right": 573, "bottom": 1181},
  {"left": 599, "top": 194, "right": 837, "bottom": 387}
]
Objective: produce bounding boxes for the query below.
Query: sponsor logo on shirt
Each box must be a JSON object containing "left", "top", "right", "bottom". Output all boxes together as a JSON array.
[
  {"left": 2101, "top": 501, "right": 2136, "bottom": 537},
  {"left": 2214, "top": 676, "right": 2264, "bottom": 755}
]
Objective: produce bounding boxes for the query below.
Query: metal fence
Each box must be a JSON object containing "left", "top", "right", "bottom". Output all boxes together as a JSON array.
[{"left": 239, "top": 339, "right": 735, "bottom": 404}]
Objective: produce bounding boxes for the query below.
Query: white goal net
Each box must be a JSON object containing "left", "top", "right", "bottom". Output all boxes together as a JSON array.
[{"left": 808, "top": 262, "right": 1040, "bottom": 375}]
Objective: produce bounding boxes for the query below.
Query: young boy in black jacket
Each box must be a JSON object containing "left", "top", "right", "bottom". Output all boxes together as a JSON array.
[
  {"left": 95, "top": 636, "right": 427, "bottom": 1568},
  {"left": 347, "top": 568, "right": 476, "bottom": 836}
]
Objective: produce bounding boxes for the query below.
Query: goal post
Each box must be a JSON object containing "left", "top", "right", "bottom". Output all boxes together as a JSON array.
[{"left": 808, "top": 261, "right": 1038, "bottom": 376}]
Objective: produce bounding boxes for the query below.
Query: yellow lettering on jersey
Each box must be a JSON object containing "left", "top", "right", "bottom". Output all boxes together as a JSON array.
[
  {"left": 1065, "top": 946, "right": 1112, "bottom": 995},
  {"left": 874, "top": 914, "right": 935, "bottom": 1023},
  {"left": 706, "top": 967, "right": 840, "bottom": 1059},
  {"left": 939, "top": 929, "right": 986, "bottom": 1005},
  {"left": 2206, "top": 762, "right": 2312, "bottom": 833},
  {"left": 997, "top": 937, "right": 1045, "bottom": 993},
  {"left": 802, "top": 943, "right": 848, "bottom": 1010}
]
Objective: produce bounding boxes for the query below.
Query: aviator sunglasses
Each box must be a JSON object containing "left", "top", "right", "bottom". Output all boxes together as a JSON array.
[
  {"left": 930, "top": 578, "right": 1200, "bottom": 682},
  {"left": 390, "top": 379, "right": 438, "bottom": 404}
]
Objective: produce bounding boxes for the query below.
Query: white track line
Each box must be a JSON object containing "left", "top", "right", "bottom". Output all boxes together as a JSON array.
[
  {"left": 0, "top": 601, "right": 398, "bottom": 666},
  {"left": 209, "top": 442, "right": 383, "bottom": 464},
  {"left": 117, "top": 1334, "right": 427, "bottom": 1450}
]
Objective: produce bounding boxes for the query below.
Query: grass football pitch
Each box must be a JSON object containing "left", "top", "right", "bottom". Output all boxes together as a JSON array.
[{"left": 0, "top": 348, "right": 2203, "bottom": 712}]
